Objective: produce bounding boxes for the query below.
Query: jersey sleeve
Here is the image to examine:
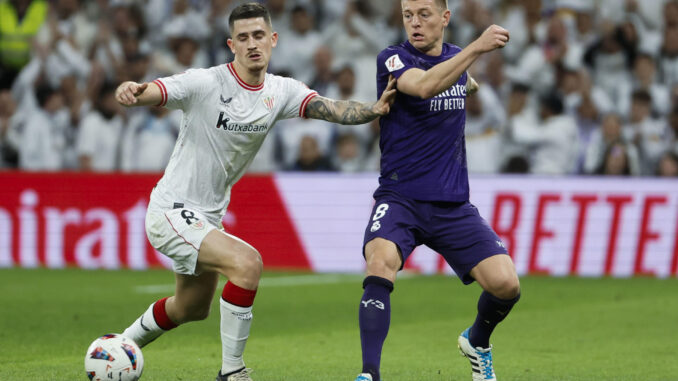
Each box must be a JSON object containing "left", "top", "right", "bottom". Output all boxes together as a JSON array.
[
  {"left": 152, "top": 69, "right": 210, "bottom": 110},
  {"left": 278, "top": 78, "right": 318, "bottom": 120},
  {"left": 377, "top": 47, "right": 417, "bottom": 80},
  {"left": 376, "top": 46, "right": 416, "bottom": 98}
]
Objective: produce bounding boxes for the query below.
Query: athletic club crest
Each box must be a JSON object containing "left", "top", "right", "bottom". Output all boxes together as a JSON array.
[{"left": 263, "top": 96, "right": 275, "bottom": 111}]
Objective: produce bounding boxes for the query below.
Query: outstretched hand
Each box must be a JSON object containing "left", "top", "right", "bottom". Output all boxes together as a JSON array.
[
  {"left": 373, "top": 76, "right": 397, "bottom": 116},
  {"left": 116, "top": 82, "right": 149, "bottom": 106}
]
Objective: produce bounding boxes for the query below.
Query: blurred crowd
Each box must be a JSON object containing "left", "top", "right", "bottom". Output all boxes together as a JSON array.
[{"left": 1, "top": 0, "right": 678, "bottom": 177}]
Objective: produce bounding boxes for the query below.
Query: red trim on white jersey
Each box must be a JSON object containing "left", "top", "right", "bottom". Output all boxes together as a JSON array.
[
  {"left": 153, "top": 79, "right": 168, "bottom": 107},
  {"left": 164, "top": 213, "right": 199, "bottom": 252},
  {"left": 227, "top": 62, "right": 265, "bottom": 91},
  {"left": 299, "top": 92, "right": 319, "bottom": 118}
]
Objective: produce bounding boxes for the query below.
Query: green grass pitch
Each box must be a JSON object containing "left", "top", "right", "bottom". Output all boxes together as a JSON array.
[{"left": 1, "top": 269, "right": 677, "bottom": 380}]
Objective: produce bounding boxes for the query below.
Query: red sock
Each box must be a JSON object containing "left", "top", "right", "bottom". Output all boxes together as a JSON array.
[
  {"left": 152, "top": 297, "right": 178, "bottom": 330},
  {"left": 222, "top": 282, "right": 257, "bottom": 307}
]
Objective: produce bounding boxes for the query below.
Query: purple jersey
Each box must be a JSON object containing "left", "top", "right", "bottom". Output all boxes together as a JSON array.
[{"left": 376, "top": 41, "right": 469, "bottom": 202}]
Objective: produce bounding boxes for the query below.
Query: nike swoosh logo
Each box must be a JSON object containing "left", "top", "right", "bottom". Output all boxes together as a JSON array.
[{"left": 140, "top": 315, "right": 151, "bottom": 332}]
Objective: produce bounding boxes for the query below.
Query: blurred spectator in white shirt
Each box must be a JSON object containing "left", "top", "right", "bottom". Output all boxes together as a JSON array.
[
  {"left": 451, "top": 0, "right": 493, "bottom": 49},
  {"left": 154, "top": 33, "right": 208, "bottom": 75},
  {"left": 511, "top": 92, "right": 580, "bottom": 175},
  {"left": 276, "top": 117, "right": 335, "bottom": 169},
  {"left": 476, "top": 51, "right": 511, "bottom": 100},
  {"left": 619, "top": 53, "right": 670, "bottom": 117},
  {"left": 507, "top": 14, "right": 583, "bottom": 95},
  {"left": 34, "top": 0, "right": 96, "bottom": 88},
  {"left": 560, "top": 68, "right": 614, "bottom": 117},
  {"left": 495, "top": 0, "right": 545, "bottom": 64},
  {"left": 308, "top": 46, "right": 338, "bottom": 96},
  {"left": 658, "top": 25, "right": 678, "bottom": 86},
  {"left": 573, "top": 92, "right": 601, "bottom": 173},
  {"left": 325, "top": 64, "right": 372, "bottom": 148},
  {"left": 583, "top": 113, "right": 640, "bottom": 175},
  {"left": 321, "top": 0, "right": 398, "bottom": 102},
  {"left": 266, "top": 0, "right": 291, "bottom": 38},
  {"left": 271, "top": 4, "right": 321, "bottom": 84},
  {"left": 572, "top": 2, "right": 597, "bottom": 48},
  {"left": 332, "top": 132, "right": 365, "bottom": 172},
  {"left": 205, "top": 0, "right": 243, "bottom": 65},
  {"left": 153, "top": 1, "right": 209, "bottom": 74},
  {"left": 584, "top": 21, "right": 635, "bottom": 108},
  {"left": 623, "top": 89, "right": 669, "bottom": 174},
  {"left": 288, "top": 134, "right": 334, "bottom": 171},
  {"left": 18, "top": 83, "right": 69, "bottom": 170},
  {"left": 465, "top": 85, "right": 506, "bottom": 174},
  {"left": 161, "top": 0, "right": 210, "bottom": 43},
  {"left": 501, "top": 82, "right": 539, "bottom": 172},
  {"left": 76, "top": 83, "right": 124, "bottom": 171},
  {"left": 120, "top": 106, "right": 180, "bottom": 172}
]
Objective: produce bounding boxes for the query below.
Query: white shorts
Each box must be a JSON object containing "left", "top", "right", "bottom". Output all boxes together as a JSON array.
[{"left": 145, "top": 204, "right": 218, "bottom": 275}]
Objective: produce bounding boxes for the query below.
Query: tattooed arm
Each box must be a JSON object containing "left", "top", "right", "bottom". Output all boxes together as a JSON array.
[
  {"left": 305, "top": 76, "right": 397, "bottom": 125},
  {"left": 305, "top": 97, "right": 379, "bottom": 125}
]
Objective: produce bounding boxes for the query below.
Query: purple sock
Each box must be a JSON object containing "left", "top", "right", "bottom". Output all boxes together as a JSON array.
[
  {"left": 359, "top": 276, "right": 393, "bottom": 381},
  {"left": 469, "top": 291, "right": 520, "bottom": 348}
]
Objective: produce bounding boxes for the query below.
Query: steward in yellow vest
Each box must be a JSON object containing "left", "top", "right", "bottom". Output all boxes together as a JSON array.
[{"left": 0, "top": 0, "right": 47, "bottom": 87}]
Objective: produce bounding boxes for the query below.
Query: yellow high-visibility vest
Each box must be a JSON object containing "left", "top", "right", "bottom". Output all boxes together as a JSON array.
[{"left": 0, "top": 0, "right": 48, "bottom": 69}]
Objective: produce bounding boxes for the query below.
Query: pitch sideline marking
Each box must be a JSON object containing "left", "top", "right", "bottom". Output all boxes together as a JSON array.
[{"left": 135, "top": 273, "right": 380, "bottom": 294}]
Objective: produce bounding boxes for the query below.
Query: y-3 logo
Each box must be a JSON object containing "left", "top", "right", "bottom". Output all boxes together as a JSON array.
[{"left": 361, "top": 299, "right": 385, "bottom": 310}]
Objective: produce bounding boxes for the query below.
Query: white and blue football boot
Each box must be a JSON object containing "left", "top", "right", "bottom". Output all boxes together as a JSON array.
[
  {"left": 458, "top": 328, "right": 496, "bottom": 381},
  {"left": 354, "top": 373, "right": 373, "bottom": 381}
]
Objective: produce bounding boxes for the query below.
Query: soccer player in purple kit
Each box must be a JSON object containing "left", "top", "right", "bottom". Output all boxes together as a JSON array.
[{"left": 354, "top": 1, "right": 519, "bottom": 381}]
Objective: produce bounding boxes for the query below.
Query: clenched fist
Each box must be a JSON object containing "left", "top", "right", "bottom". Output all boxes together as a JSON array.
[{"left": 473, "top": 25, "right": 510, "bottom": 53}]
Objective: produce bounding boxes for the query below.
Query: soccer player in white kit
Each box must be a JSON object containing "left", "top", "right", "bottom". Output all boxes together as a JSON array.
[{"left": 113, "top": 3, "right": 396, "bottom": 381}]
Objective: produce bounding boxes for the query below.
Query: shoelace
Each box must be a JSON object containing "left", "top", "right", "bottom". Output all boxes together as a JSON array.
[{"left": 476, "top": 350, "right": 494, "bottom": 379}]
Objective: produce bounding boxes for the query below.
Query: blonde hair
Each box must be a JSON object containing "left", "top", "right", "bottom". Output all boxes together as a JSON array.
[{"left": 402, "top": 0, "right": 449, "bottom": 11}]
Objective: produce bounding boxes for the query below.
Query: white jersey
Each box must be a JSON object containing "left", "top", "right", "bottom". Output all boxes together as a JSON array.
[{"left": 149, "top": 62, "right": 318, "bottom": 224}]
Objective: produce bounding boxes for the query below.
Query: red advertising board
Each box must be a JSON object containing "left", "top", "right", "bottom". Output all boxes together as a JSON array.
[{"left": 0, "top": 172, "right": 308, "bottom": 270}]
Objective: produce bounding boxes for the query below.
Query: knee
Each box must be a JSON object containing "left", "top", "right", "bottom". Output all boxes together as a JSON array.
[
  {"left": 228, "top": 246, "right": 263, "bottom": 287},
  {"left": 486, "top": 275, "right": 521, "bottom": 300},
  {"left": 365, "top": 245, "right": 401, "bottom": 280}
]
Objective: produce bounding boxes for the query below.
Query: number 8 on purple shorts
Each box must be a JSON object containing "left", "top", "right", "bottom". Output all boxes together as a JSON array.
[{"left": 362, "top": 190, "right": 509, "bottom": 284}]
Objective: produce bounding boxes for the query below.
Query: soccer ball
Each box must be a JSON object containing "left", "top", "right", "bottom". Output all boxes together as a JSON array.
[{"left": 84, "top": 334, "right": 144, "bottom": 381}]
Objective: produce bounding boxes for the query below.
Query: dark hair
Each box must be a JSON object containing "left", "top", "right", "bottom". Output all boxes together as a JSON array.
[
  {"left": 229, "top": 2, "right": 272, "bottom": 32},
  {"left": 98, "top": 81, "right": 118, "bottom": 99},
  {"left": 511, "top": 82, "right": 530, "bottom": 94},
  {"left": 631, "top": 89, "right": 652, "bottom": 104},
  {"left": 35, "top": 84, "right": 58, "bottom": 107},
  {"left": 596, "top": 141, "right": 631, "bottom": 175},
  {"left": 539, "top": 92, "right": 564, "bottom": 115}
]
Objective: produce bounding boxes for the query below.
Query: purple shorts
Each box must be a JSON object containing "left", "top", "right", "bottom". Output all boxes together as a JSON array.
[{"left": 363, "top": 190, "right": 508, "bottom": 284}]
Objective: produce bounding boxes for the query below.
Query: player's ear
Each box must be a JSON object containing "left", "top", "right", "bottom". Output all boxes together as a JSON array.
[
  {"left": 227, "top": 38, "right": 235, "bottom": 54},
  {"left": 442, "top": 9, "right": 451, "bottom": 27},
  {"left": 271, "top": 31, "right": 278, "bottom": 48}
]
